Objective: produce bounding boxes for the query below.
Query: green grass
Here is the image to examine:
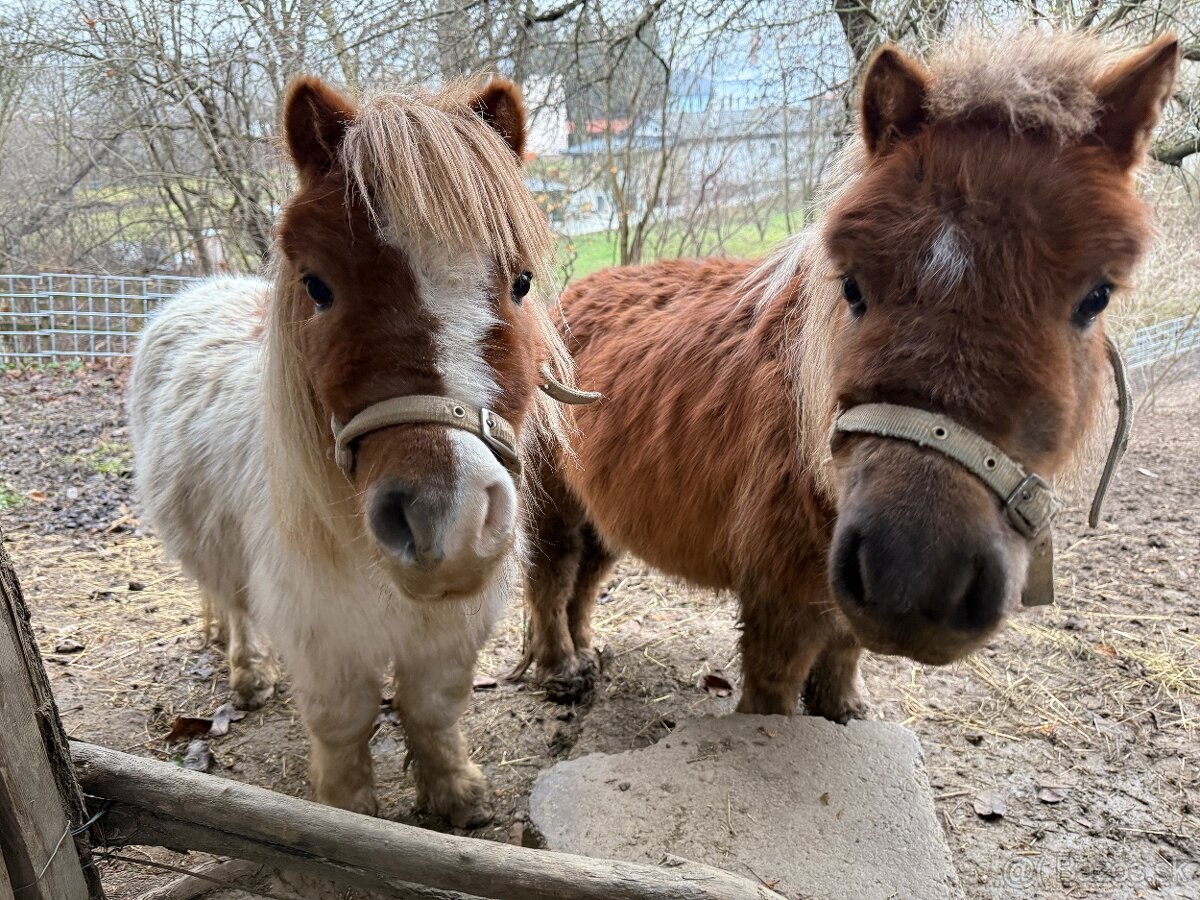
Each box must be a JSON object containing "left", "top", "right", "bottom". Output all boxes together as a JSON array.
[
  {"left": 0, "top": 482, "right": 23, "bottom": 511},
  {"left": 63, "top": 441, "right": 133, "bottom": 478},
  {"left": 560, "top": 208, "right": 806, "bottom": 281}
]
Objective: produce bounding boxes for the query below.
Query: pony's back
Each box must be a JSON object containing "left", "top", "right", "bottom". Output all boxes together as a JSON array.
[{"left": 129, "top": 276, "right": 270, "bottom": 603}]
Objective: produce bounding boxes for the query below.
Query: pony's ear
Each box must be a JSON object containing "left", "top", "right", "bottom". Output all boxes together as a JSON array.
[
  {"left": 860, "top": 46, "right": 929, "bottom": 157},
  {"left": 470, "top": 79, "right": 527, "bottom": 160},
  {"left": 1091, "top": 35, "right": 1179, "bottom": 169},
  {"left": 283, "top": 76, "right": 357, "bottom": 178}
]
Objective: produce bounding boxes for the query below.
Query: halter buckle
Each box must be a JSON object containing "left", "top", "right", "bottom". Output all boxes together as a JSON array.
[
  {"left": 479, "top": 407, "right": 520, "bottom": 473},
  {"left": 1003, "top": 473, "right": 1057, "bottom": 539}
]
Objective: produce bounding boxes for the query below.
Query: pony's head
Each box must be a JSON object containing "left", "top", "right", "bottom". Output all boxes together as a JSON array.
[
  {"left": 268, "top": 76, "right": 568, "bottom": 600},
  {"left": 822, "top": 32, "right": 1178, "bottom": 663}
]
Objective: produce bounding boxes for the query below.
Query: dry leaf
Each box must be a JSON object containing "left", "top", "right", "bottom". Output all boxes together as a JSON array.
[
  {"left": 701, "top": 674, "right": 733, "bottom": 697},
  {"left": 819, "top": 792, "right": 830, "bottom": 806},
  {"left": 182, "top": 740, "right": 211, "bottom": 772},
  {"left": 473, "top": 676, "right": 498, "bottom": 691},
  {"left": 209, "top": 702, "right": 245, "bottom": 737},
  {"left": 26, "top": 490, "right": 48, "bottom": 502},
  {"left": 973, "top": 790, "right": 1006, "bottom": 819},
  {"left": 54, "top": 638, "right": 85, "bottom": 653},
  {"left": 757, "top": 725, "right": 777, "bottom": 739},
  {"left": 165, "top": 715, "right": 213, "bottom": 743},
  {"left": 1037, "top": 785, "right": 1069, "bottom": 804}
]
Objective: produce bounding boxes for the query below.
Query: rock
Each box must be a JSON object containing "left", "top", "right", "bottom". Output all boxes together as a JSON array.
[{"left": 531, "top": 714, "right": 962, "bottom": 900}]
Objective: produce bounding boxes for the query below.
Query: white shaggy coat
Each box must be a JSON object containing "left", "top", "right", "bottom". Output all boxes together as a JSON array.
[{"left": 129, "top": 275, "right": 508, "bottom": 817}]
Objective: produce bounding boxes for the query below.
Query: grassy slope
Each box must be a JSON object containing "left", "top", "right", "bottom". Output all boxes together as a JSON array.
[{"left": 560, "top": 209, "right": 805, "bottom": 280}]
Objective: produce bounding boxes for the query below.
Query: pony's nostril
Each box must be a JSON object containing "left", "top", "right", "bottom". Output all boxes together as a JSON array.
[
  {"left": 832, "top": 528, "right": 867, "bottom": 608},
  {"left": 370, "top": 489, "right": 417, "bottom": 561},
  {"left": 477, "top": 480, "right": 516, "bottom": 557},
  {"left": 953, "top": 551, "right": 1007, "bottom": 632}
]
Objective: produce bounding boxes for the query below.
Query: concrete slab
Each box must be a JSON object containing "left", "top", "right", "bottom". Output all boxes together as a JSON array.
[{"left": 530, "top": 714, "right": 962, "bottom": 900}]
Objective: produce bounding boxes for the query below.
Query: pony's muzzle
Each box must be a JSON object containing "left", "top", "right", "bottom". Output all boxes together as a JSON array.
[
  {"left": 828, "top": 446, "right": 1022, "bottom": 663},
  {"left": 366, "top": 434, "right": 517, "bottom": 595}
]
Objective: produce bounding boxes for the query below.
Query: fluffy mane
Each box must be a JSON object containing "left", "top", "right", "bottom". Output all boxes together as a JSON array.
[
  {"left": 924, "top": 29, "right": 1119, "bottom": 140},
  {"left": 264, "top": 79, "right": 574, "bottom": 556}
]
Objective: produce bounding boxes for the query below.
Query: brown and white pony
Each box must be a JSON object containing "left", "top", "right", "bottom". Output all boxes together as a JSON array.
[
  {"left": 520, "top": 32, "right": 1178, "bottom": 718},
  {"left": 130, "top": 76, "right": 571, "bottom": 825}
]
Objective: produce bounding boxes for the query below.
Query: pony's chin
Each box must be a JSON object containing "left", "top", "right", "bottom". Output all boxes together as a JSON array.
[
  {"left": 838, "top": 605, "right": 1000, "bottom": 666},
  {"left": 378, "top": 553, "right": 510, "bottom": 604}
]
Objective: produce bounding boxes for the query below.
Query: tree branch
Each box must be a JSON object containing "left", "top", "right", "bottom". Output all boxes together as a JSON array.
[{"left": 1151, "top": 135, "right": 1200, "bottom": 166}]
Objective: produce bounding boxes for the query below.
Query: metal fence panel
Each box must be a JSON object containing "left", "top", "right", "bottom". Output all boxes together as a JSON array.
[
  {"left": 1124, "top": 315, "right": 1200, "bottom": 370},
  {"left": 0, "top": 273, "right": 201, "bottom": 363}
]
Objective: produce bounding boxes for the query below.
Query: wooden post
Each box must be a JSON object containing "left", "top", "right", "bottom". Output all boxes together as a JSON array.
[{"left": 0, "top": 534, "right": 103, "bottom": 899}]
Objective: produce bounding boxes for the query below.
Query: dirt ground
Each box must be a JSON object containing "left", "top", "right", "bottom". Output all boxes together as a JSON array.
[{"left": 1, "top": 362, "right": 1196, "bottom": 900}]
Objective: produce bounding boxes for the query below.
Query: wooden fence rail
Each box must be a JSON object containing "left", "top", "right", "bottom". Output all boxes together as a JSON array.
[{"left": 71, "top": 741, "right": 783, "bottom": 900}]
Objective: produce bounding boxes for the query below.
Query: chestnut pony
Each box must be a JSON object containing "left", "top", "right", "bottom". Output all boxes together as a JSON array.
[
  {"left": 130, "top": 76, "right": 573, "bottom": 824},
  {"left": 519, "top": 32, "right": 1178, "bottom": 718}
]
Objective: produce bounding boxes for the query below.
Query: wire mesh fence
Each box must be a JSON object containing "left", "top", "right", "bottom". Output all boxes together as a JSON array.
[
  {"left": 1124, "top": 314, "right": 1200, "bottom": 371},
  {"left": 0, "top": 273, "right": 201, "bottom": 362},
  {"left": 0, "top": 272, "right": 1197, "bottom": 370}
]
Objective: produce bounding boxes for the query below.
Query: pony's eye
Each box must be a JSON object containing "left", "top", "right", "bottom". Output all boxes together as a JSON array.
[
  {"left": 302, "top": 274, "right": 334, "bottom": 310},
  {"left": 511, "top": 271, "right": 533, "bottom": 303},
  {"left": 1073, "top": 282, "right": 1111, "bottom": 327},
  {"left": 842, "top": 276, "right": 866, "bottom": 317}
]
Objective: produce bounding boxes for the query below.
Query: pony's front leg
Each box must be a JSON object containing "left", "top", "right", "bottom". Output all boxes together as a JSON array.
[
  {"left": 735, "top": 584, "right": 829, "bottom": 716},
  {"left": 293, "top": 663, "right": 381, "bottom": 816},
  {"left": 394, "top": 641, "right": 492, "bottom": 828},
  {"left": 803, "top": 625, "right": 870, "bottom": 723}
]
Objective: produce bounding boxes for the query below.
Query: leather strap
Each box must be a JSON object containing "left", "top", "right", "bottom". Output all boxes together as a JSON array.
[
  {"left": 833, "top": 404, "right": 1060, "bottom": 538},
  {"left": 540, "top": 365, "right": 602, "bottom": 405},
  {"left": 332, "top": 396, "right": 520, "bottom": 475},
  {"left": 329, "top": 370, "right": 601, "bottom": 477},
  {"left": 829, "top": 338, "right": 1134, "bottom": 609}
]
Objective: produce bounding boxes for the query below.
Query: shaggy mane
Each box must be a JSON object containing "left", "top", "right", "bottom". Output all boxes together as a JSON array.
[
  {"left": 341, "top": 81, "right": 554, "bottom": 275},
  {"left": 924, "top": 29, "right": 1120, "bottom": 140}
]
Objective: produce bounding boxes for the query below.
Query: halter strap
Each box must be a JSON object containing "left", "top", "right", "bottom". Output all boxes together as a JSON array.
[
  {"left": 833, "top": 404, "right": 1060, "bottom": 538},
  {"left": 330, "top": 365, "right": 599, "bottom": 477},
  {"left": 830, "top": 336, "right": 1133, "bottom": 608}
]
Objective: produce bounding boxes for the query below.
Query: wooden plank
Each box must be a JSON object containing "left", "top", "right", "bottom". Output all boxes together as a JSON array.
[
  {"left": 0, "top": 536, "right": 100, "bottom": 899},
  {"left": 72, "top": 742, "right": 784, "bottom": 900}
]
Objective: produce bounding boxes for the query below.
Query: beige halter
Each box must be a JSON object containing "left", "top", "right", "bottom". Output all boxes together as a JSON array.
[
  {"left": 331, "top": 365, "right": 601, "bottom": 477},
  {"left": 830, "top": 336, "right": 1132, "bottom": 607}
]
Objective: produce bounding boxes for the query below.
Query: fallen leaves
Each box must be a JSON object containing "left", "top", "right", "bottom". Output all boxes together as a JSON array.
[
  {"left": 973, "top": 789, "right": 1006, "bottom": 819},
  {"left": 164, "top": 702, "right": 245, "bottom": 743},
  {"left": 1037, "top": 784, "right": 1069, "bottom": 804},
  {"left": 165, "top": 716, "right": 213, "bottom": 743},
  {"left": 701, "top": 673, "right": 733, "bottom": 697},
  {"left": 209, "top": 702, "right": 245, "bottom": 737},
  {"left": 54, "top": 638, "right": 85, "bottom": 653},
  {"left": 182, "top": 740, "right": 211, "bottom": 772},
  {"left": 472, "top": 675, "right": 498, "bottom": 691}
]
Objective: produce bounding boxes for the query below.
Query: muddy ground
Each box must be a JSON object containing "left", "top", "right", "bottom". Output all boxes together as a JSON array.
[{"left": 1, "top": 362, "right": 1196, "bottom": 899}]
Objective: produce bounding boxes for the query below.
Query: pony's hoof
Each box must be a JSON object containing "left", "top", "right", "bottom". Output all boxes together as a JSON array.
[
  {"left": 539, "top": 649, "right": 599, "bottom": 705},
  {"left": 448, "top": 795, "right": 494, "bottom": 829},
  {"left": 230, "top": 667, "right": 277, "bottom": 711},
  {"left": 420, "top": 764, "right": 492, "bottom": 828},
  {"left": 327, "top": 787, "right": 378, "bottom": 817},
  {"left": 804, "top": 686, "right": 871, "bottom": 724}
]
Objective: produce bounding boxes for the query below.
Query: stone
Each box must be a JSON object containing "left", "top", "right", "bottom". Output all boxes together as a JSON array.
[{"left": 531, "top": 714, "right": 962, "bottom": 900}]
